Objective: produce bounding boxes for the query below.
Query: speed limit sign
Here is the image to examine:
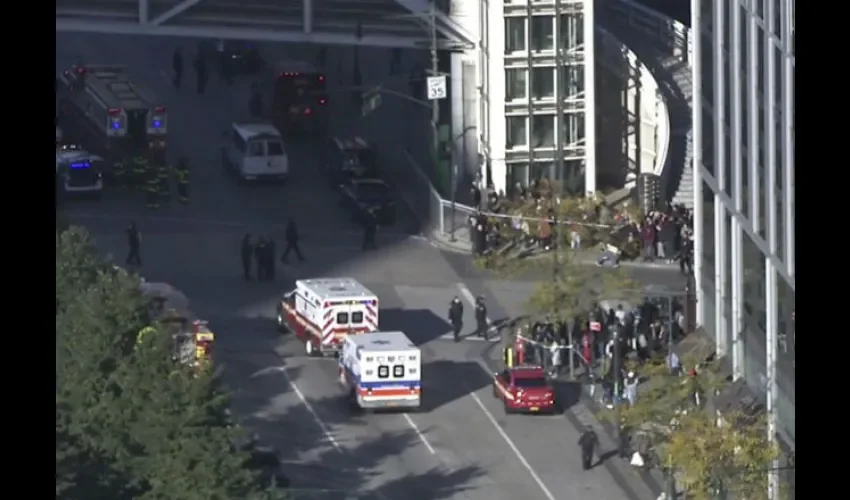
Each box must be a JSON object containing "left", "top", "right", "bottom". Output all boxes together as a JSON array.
[{"left": 426, "top": 75, "right": 447, "bottom": 100}]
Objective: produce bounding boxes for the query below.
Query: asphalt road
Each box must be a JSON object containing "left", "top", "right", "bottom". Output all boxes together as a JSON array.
[{"left": 58, "top": 33, "right": 684, "bottom": 500}]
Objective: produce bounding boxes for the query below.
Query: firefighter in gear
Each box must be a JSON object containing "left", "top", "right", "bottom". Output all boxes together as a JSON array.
[
  {"left": 448, "top": 297, "right": 464, "bottom": 343},
  {"left": 503, "top": 345, "right": 514, "bottom": 368},
  {"left": 145, "top": 171, "right": 160, "bottom": 209},
  {"left": 112, "top": 158, "right": 127, "bottom": 189},
  {"left": 174, "top": 157, "right": 190, "bottom": 204},
  {"left": 514, "top": 331, "right": 526, "bottom": 365},
  {"left": 156, "top": 164, "right": 170, "bottom": 203},
  {"left": 131, "top": 156, "right": 148, "bottom": 191},
  {"left": 474, "top": 296, "right": 488, "bottom": 339},
  {"left": 578, "top": 427, "right": 599, "bottom": 470}
]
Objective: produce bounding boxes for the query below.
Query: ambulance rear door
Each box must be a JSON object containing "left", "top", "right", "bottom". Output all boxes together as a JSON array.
[{"left": 332, "top": 298, "right": 378, "bottom": 337}]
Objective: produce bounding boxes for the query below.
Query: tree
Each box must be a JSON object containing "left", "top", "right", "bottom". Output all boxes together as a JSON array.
[
  {"left": 56, "top": 226, "right": 288, "bottom": 500},
  {"left": 475, "top": 194, "right": 641, "bottom": 328},
  {"left": 599, "top": 356, "right": 779, "bottom": 500}
]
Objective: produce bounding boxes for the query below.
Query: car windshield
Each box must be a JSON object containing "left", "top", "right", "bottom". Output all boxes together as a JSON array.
[
  {"left": 513, "top": 377, "right": 548, "bottom": 388},
  {"left": 356, "top": 182, "right": 390, "bottom": 200}
]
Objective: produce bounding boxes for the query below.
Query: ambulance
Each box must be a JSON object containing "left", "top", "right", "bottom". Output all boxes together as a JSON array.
[
  {"left": 56, "top": 144, "right": 105, "bottom": 197},
  {"left": 57, "top": 63, "right": 168, "bottom": 182},
  {"left": 276, "top": 278, "right": 379, "bottom": 357},
  {"left": 339, "top": 331, "right": 421, "bottom": 410}
]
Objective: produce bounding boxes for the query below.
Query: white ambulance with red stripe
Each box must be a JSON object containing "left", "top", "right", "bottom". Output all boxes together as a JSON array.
[
  {"left": 276, "top": 278, "right": 379, "bottom": 357},
  {"left": 339, "top": 331, "right": 421, "bottom": 410}
]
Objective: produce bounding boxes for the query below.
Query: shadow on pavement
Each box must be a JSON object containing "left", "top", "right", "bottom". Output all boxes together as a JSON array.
[
  {"left": 380, "top": 308, "right": 450, "bottom": 346},
  {"left": 421, "top": 360, "right": 493, "bottom": 413}
]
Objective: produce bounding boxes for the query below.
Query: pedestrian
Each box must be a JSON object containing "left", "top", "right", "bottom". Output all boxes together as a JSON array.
[
  {"left": 470, "top": 184, "right": 482, "bottom": 209},
  {"left": 624, "top": 371, "right": 638, "bottom": 406},
  {"left": 175, "top": 157, "right": 190, "bottom": 204},
  {"left": 266, "top": 235, "right": 277, "bottom": 281},
  {"left": 249, "top": 83, "right": 263, "bottom": 118},
  {"left": 578, "top": 427, "right": 599, "bottom": 470},
  {"left": 362, "top": 209, "right": 378, "bottom": 250},
  {"left": 255, "top": 237, "right": 267, "bottom": 282},
  {"left": 194, "top": 51, "right": 208, "bottom": 95},
  {"left": 145, "top": 173, "right": 159, "bottom": 209},
  {"left": 281, "top": 219, "right": 305, "bottom": 264},
  {"left": 474, "top": 296, "right": 488, "bottom": 339},
  {"left": 156, "top": 164, "right": 170, "bottom": 203},
  {"left": 548, "top": 338, "right": 563, "bottom": 378},
  {"left": 241, "top": 234, "right": 254, "bottom": 281},
  {"left": 172, "top": 47, "right": 184, "bottom": 89},
  {"left": 126, "top": 222, "right": 142, "bottom": 267},
  {"left": 448, "top": 296, "right": 464, "bottom": 343}
]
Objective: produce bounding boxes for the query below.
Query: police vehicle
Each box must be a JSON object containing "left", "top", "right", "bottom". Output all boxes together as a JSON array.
[
  {"left": 328, "top": 136, "right": 380, "bottom": 190},
  {"left": 339, "top": 331, "right": 421, "bottom": 410},
  {"left": 339, "top": 178, "right": 397, "bottom": 226},
  {"left": 56, "top": 145, "right": 104, "bottom": 198},
  {"left": 57, "top": 64, "right": 168, "bottom": 181},
  {"left": 221, "top": 122, "right": 289, "bottom": 182},
  {"left": 258, "top": 60, "right": 328, "bottom": 134}
]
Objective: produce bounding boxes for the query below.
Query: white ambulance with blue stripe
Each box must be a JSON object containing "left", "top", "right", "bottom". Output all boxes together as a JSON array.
[{"left": 339, "top": 331, "right": 421, "bottom": 410}]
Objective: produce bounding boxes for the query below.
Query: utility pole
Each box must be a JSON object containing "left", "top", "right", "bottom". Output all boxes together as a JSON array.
[{"left": 429, "top": 0, "right": 440, "bottom": 181}]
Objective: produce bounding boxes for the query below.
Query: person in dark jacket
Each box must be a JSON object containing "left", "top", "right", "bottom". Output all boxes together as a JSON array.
[
  {"left": 266, "top": 235, "right": 277, "bottom": 281},
  {"left": 241, "top": 234, "right": 253, "bottom": 281},
  {"left": 254, "top": 237, "right": 268, "bottom": 282},
  {"left": 363, "top": 209, "right": 378, "bottom": 250},
  {"left": 579, "top": 427, "right": 599, "bottom": 470},
  {"left": 281, "top": 219, "right": 305, "bottom": 263},
  {"left": 172, "top": 47, "right": 184, "bottom": 88},
  {"left": 474, "top": 296, "right": 488, "bottom": 339},
  {"left": 448, "top": 297, "right": 464, "bottom": 342},
  {"left": 126, "top": 222, "right": 142, "bottom": 266}
]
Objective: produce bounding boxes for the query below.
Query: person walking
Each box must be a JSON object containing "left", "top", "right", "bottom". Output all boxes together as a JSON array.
[
  {"left": 578, "top": 427, "right": 599, "bottom": 470},
  {"left": 126, "top": 222, "right": 142, "bottom": 267},
  {"left": 281, "top": 219, "right": 305, "bottom": 264},
  {"left": 241, "top": 234, "right": 253, "bottom": 281}
]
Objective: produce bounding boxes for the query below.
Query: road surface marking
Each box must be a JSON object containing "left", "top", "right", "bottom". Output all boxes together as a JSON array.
[
  {"left": 401, "top": 414, "right": 436, "bottom": 455},
  {"left": 436, "top": 333, "right": 501, "bottom": 343},
  {"left": 468, "top": 391, "right": 557, "bottom": 500},
  {"left": 276, "top": 365, "right": 342, "bottom": 454}
]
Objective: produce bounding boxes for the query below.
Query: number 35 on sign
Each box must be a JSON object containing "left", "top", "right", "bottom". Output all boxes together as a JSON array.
[{"left": 426, "top": 75, "right": 447, "bottom": 100}]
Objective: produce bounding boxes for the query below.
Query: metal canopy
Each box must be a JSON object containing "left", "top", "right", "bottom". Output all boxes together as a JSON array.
[{"left": 56, "top": 0, "right": 476, "bottom": 50}]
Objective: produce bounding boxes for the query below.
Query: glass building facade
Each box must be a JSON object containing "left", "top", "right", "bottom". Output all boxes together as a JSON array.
[
  {"left": 481, "top": 0, "right": 597, "bottom": 194},
  {"left": 691, "top": 0, "right": 795, "bottom": 465}
]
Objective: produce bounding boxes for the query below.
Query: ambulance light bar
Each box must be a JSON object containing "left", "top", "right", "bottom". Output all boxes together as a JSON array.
[
  {"left": 69, "top": 162, "right": 91, "bottom": 169},
  {"left": 323, "top": 299, "right": 377, "bottom": 307}
]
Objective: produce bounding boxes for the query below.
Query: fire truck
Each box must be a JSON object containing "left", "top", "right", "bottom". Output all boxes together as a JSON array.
[
  {"left": 276, "top": 278, "right": 379, "bottom": 357},
  {"left": 339, "top": 331, "right": 421, "bottom": 410},
  {"left": 57, "top": 64, "right": 168, "bottom": 184},
  {"left": 258, "top": 60, "right": 328, "bottom": 134}
]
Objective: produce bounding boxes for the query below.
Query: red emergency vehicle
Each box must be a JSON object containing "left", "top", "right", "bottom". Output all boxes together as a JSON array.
[
  {"left": 276, "top": 278, "right": 379, "bottom": 357},
  {"left": 258, "top": 60, "right": 328, "bottom": 135},
  {"left": 492, "top": 365, "right": 557, "bottom": 414}
]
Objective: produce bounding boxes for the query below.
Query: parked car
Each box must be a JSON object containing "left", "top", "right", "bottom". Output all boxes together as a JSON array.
[{"left": 339, "top": 178, "right": 396, "bottom": 226}]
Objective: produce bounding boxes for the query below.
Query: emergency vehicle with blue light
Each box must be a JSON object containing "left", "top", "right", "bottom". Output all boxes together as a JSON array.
[
  {"left": 276, "top": 278, "right": 379, "bottom": 357},
  {"left": 493, "top": 365, "right": 557, "bottom": 414},
  {"left": 56, "top": 144, "right": 104, "bottom": 197},
  {"left": 57, "top": 63, "right": 168, "bottom": 182},
  {"left": 339, "top": 331, "right": 421, "bottom": 410}
]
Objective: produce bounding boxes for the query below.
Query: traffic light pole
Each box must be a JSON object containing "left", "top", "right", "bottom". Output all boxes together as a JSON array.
[{"left": 429, "top": 0, "right": 441, "bottom": 194}]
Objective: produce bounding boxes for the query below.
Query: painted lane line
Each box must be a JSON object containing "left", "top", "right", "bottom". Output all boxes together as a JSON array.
[
  {"left": 276, "top": 366, "right": 343, "bottom": 454},
  {"left": 402, "top": 413, "right": 436, "bottom": 455},
  {"left": 468, "top": 391, "right": 558, "bottom": 500}
]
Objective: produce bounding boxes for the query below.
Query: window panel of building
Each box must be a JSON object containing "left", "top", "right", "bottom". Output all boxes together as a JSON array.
[
  {"left": 559, "top": 13, "right": 583, "bottom": 53},
  {"left": 532, "top": 67, "right": 555, "bottom": 99},
  {"left": 505, "top": 18, "right": 526, "bottom": 53},
  {"left": 560, "top": 112, "right": 585, "bottom": 146},
  {"left": 507, "top": 116, "right": 528, "bottom": 148},
  {"left": 532, "top": 115, "right": 555, "bottom": 147},
  {"left": 505, "top": 68, "right": 527, "bottom": 100},
  {"left": 561, "top": 64, "right": 584, "bottom": 97},
  {"left": 531, "top": 17, "right": 554, "bottom": 51},
  {"left": 507, "top": 162, "right": 530, "bottom": 187}
]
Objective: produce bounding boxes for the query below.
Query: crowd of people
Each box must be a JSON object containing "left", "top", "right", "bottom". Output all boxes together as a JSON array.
[{"left": 466, "top": 180, "right": 695, "bottom": 273}]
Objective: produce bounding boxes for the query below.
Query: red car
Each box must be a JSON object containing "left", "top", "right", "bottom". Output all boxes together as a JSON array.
[{"left": 492, "top": 366, "right": 557, "bottom": 414}]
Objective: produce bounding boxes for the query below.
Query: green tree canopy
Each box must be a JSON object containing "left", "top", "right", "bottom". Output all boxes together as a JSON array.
[{"left": 56, "top": 226, "right": 287, "bottom": 500}]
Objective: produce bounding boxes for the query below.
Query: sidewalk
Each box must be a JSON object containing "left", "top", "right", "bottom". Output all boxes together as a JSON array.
[{"left": 428, "top": 228, "right": 681, "bottom": 271}]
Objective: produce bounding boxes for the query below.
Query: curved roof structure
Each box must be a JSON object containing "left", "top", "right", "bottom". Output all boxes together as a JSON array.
[{"left": 56, "top": 0, "right": 476, "bottom": 50}]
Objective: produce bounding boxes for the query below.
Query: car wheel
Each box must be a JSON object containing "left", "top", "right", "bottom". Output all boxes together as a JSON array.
[{"left": 503, "top": 401, "right": 513, "bottom": 415}]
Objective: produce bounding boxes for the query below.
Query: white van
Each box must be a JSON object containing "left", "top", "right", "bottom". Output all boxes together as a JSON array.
[{"left": 222, "top": 122, "right": 289, "bottom": 181}]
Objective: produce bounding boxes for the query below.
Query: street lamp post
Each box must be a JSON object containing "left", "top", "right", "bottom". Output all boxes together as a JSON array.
[{"left": 449, "top": 125, "right": 478, "bottom": 241}]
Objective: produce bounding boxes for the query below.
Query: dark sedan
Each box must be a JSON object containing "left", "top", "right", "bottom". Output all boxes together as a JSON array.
[
  {"left": 328, "top": 143, "right": 379, "bottom": 190},
  {"left": 339, "top": 178, "right": 397, "bottom": 226}
]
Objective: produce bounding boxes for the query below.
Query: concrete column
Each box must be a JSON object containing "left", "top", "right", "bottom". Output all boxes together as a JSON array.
[
  {"left": 691, "top": 0, "right": 705, "bottom": 328},
  {"left": 781, "top": 0, "right": 795, "bottom": 277},
  {"left": 582, "top": 0, "right": 596, "bottom": 195},
  {"left": 303, "top": 0, "right": 313, "bottom": 34},
  {"left": 764, "top": 0, "right": 780, "bottom": 497},
  {"left": 729, "top": 0, "right": 744, "bottom": 381},
  {"left": 712, "top": 0, "right": 727, "bottom": 356},
  {"left": 748, "top": 0, "right": 761, "bottom": 234}
]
